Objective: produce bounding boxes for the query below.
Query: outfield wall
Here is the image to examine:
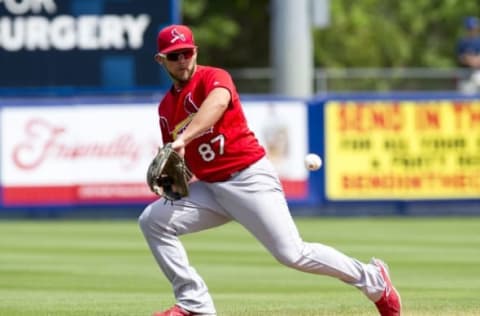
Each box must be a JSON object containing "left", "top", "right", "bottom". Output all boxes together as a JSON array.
[
  {"left": 1, "top": 92, "right": 480, "bottom": 216},
  {"left": 307, "top": 92, "right": 480, "bottom": 216},
  {"left": 0, "top": 96, "right": 311, "bottom": 215}
]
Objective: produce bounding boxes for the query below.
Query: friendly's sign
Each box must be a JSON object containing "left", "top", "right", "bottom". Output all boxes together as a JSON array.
[
  {"left": 0, "top": 100, "right": 309, "bottom": 207},
  {"left": 0, "top": 104, "right": 162, "bottom": 206},
  {"left": 325, "top": 100, "right": 480, "bottom": 200}
]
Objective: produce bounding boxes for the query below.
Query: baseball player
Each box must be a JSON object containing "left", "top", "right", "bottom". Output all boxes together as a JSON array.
[{"left": 139, "top": 24, "right": 401, "bottom": 316}]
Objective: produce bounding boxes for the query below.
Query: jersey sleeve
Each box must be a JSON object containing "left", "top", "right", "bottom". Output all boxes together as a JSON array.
[
  {"left": 160, "top": 121, "right": 171, "bottom": 145},
  {"left": 158, "top": 101, "right": 173, "bottom": 145},
  {"left": 202, "top": 68, "right": 236, "bottom": 99}
]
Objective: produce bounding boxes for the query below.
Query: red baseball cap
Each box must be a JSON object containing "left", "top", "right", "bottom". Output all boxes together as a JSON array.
[{"left": 157, "top": 25, "right": 197, "bottom": 54}]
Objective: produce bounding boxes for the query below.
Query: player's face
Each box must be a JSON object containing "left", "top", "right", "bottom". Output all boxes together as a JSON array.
[{"left": 157, "top": 48, "right": 197, "bottom": 85}]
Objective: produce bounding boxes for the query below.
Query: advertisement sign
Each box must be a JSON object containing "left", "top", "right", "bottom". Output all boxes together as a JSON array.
[
  {"left": 0, "top": 0, "right": 178, "bottom": 90},
  {"left": 325, "top": 100, "right": 480, "bottom": 200},
  {"left": 0, "top": 100, "right": 308, "bottom": 207},
  {"left": 1, "top": 104, "right": 161, "bottom": 205},
  {"left": 244, "top": 102, "right": 308, "bottom": 199}
]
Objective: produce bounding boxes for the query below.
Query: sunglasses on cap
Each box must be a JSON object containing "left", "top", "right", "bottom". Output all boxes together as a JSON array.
[{"left": 163, "top": 49, "right": 195, "bottom": 61}]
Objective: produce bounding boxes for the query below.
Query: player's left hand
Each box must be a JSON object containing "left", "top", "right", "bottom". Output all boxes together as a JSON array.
[{"left": 146, "top": 143, "right": 192, "bottom": 200}]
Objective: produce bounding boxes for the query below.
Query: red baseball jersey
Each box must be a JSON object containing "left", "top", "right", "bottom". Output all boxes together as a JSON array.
[{"left": 158, "top": 65, "right": 266, "bottom": 182}]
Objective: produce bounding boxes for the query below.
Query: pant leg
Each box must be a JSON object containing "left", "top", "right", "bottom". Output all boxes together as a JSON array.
[
  {"left": 139, "top": 181, "right": 230, "bottom": 314},
  {"left": 208, "top": 157, "right": 385, "bottom": 302}
]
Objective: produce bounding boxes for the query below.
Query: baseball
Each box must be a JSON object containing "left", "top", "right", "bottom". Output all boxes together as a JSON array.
[{"left": 304, "top": 153, "right": 322, "bottom": 171}]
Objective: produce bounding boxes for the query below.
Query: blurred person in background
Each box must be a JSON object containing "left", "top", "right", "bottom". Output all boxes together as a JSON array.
[{"left": 456, "top": 16, "right": 480, "bottom": 94}]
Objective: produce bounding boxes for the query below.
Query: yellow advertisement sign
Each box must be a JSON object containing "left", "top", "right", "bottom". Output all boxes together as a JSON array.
[{"left": 325, "top": 100, "right": 480, "bottom": 200}]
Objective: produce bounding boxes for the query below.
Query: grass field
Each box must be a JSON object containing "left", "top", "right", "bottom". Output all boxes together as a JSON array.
[{"left": 1, "top": 217, "right": 479, "bottom": 316}]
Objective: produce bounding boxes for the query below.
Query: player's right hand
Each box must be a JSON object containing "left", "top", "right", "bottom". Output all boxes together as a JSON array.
[{"left": 171, "top": 137, "right": 186, "bottom": 157}]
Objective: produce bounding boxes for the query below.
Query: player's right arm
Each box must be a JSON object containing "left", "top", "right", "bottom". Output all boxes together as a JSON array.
[{"left": 171, "top": 87, "right": 230, "bottom": 154}]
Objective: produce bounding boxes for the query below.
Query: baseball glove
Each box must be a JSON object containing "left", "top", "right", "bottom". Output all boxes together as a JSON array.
[{"left": 146, "top": 143, "right": 192, "bottom": 201}]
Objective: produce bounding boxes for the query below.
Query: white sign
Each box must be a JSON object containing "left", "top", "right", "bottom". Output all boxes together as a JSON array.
[
  {"left": 1, "top": 104, "right": 161, "bottom": 185},
  {"left": 244, "top": 101, "right": 308, "bottom": 179},
  {"left": 0, "top": 100, "right": 309, "bottom": 205}
]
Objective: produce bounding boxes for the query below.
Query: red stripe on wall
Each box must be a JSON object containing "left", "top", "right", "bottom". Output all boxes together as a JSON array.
[
  {"left": 3, "top": 183, "right": 155, "bottom": 205},
  {"left": 281, "top": 180, "right": 308, "bottom": 199},
  {"left": 76, "top": 183, "right": 155, "bottom": 203},
  {"left": 3, "top": 185, "right": 76, "bottom": 205},
  {"left": 3, "top": 180, "right": 307, "bottom": 205}
]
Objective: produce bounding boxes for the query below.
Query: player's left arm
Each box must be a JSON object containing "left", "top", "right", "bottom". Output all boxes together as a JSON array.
[{"left": 172, "top": 87, "right": 230, "bottom": 153}]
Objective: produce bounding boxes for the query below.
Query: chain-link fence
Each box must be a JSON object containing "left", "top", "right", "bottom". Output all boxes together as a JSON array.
[{"left": 229, "top": 67, "right": 473, "bottom": 94}]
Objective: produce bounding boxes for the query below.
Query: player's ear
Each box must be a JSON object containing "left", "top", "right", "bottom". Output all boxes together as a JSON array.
[{"left": 154, "top": 53, "right": 164, "bottom": 65}]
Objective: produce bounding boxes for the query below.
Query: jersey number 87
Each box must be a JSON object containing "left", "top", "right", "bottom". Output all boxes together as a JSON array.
[{"left": 198, "top": 134, "right": 225, "bottom": 162}]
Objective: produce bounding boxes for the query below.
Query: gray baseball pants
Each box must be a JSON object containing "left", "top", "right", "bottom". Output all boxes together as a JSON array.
[{"left": 139, "top": 157, "right": 385, "bottom": 315}]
